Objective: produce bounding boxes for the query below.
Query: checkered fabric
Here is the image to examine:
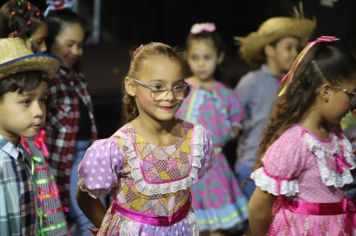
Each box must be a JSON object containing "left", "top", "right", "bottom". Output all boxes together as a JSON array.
[
  {"left": 45, "top": 68, "right": 97, "bottom": 209},
  {"left": 0, "top": 136, "right": 37, "bottom": 235}
]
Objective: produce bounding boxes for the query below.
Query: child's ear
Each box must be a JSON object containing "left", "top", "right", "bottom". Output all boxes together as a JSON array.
[
  {"left": 264, "top": 44, "right": 275, "bottom": 58},
  {"left": 218, "top": 52, "right": 225, "bottom": 64},
  {"left": 125, "top": 77, "right": 136, "bottom": 97},
  {"left": 319, "top": 83, "right": 331, "bottom": 102}
]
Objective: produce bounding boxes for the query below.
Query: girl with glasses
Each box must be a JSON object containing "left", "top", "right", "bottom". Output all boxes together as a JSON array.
[{"left": 76, "top": 42, "right": 214, "bottom": 236}]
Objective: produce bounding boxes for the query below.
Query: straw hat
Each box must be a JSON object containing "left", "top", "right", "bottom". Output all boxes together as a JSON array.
[
  {"left": 0, "top": 37, "right": 60, "bottom": 79},
  {"left": 235, "top": 17, "right": 316, "bottom": 65}
]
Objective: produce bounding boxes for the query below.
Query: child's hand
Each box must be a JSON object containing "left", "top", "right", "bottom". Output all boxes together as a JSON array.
[{"left": 88, "top": 226, "right": 99, "bottom": 235}]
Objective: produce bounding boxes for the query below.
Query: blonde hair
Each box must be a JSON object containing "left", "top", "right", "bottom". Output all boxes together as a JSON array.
[{"left": 123, "top": 42, "right": 184, "bottom": 122}]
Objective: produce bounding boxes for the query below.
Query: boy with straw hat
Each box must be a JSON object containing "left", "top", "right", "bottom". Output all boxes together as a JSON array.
[
  {"left": 233, "top": 13, "right": 316, "bottom": 199},
  {"left": 0, "top": 37, "right": 60, "bottom": 235}
]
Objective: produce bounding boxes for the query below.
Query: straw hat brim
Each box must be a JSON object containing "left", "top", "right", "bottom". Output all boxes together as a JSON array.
[
  {"left": 0, "top": 53, "right": 60, "bottom": 79},
  {"left": 235, "top": 18, "right": 316, "bottom": 65}
]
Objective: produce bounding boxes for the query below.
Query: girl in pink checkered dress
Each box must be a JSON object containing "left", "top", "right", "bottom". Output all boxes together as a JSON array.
[{"left": 176, "top": 22, "right": 248, "bottom": 235}]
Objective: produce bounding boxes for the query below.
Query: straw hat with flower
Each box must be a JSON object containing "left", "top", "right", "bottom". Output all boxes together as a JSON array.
[
  {"left": 0, "top": 37, "right": 60, "bottom": 79},
  {"left": 234, "top": 7, "right": 316, "bottom": 65}
]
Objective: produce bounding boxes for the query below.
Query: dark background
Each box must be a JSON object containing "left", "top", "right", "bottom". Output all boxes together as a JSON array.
[{"left": 2, "top": 0, "right": 356, "bottom": 138}]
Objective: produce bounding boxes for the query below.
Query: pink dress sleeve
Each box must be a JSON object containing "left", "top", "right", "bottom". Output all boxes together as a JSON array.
[
  {"left": 251, "top": 129, "right": 310, "bottom": 196},
  {"left": 78, "top": 137, "right": 124, "bottom": 198},
  {"left": 198, "top": 128, "right": 214, "bottom": 178}
]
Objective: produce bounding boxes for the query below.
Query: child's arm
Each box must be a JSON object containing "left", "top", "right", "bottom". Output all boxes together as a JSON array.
[
  {"left": 77, "top": 188, "right": 107, "bottom": 228},
  {"left": 248, "top": 187, "right": 276, "bottom": 236},
  {"left": 231, "top": 126, "right": 241, "bottom": 138}
]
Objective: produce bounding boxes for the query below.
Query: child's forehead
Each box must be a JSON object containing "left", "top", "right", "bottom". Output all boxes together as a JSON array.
[
  {"left": 188, "top": 38, "right": 215, "bottom": 48},
  {"left": 272, "top": 36, "right": 300, "bottom": 46},
  {"left": 137, "top": 58, "right": 183, "bottom": 82},
  {"left": 3, "top": 80, "right": 48, "bottom": 97}
]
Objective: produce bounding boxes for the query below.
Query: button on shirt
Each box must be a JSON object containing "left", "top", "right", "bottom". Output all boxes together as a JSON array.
[
  {"left": 235, "top": 65, "right": 281, "bottom": 167},
  {"left": 0, "top": 135, "right": 36, "bottom": 235}
]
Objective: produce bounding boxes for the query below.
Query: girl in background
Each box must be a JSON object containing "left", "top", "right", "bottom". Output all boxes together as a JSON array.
[
  {"left": 44, "top": 8, "right": 97, "bottom": 236},
  {"left": 248, "top": 36, "right": 356, "bottom": 235},
  {"left": 176, "top": 22, "right": 248, "bottom": 235},
  {"left": 77, "top": 42, "right": 214, "bottom": 235},
  {"left": 0, "top": 0, "right": 47, "bottom": 53}
]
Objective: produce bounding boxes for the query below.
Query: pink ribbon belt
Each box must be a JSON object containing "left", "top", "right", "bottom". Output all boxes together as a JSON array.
[
  {"left": 283, "top": 198, "right": 356, "bottom": 232},
  {"left": 111, "top": 199, "right": 191, "bottom": 226},
  {"left": 286, "top": 198, "right": 356, "bottom": 215}
]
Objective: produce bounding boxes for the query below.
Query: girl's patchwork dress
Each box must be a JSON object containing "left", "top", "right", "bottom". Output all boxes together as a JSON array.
[
  {"left": 78, "top": 121, "right": 214, "bottom": 235},
  {"left": 251, "top": 125, "right": 356, "bottom": 235},
  {"left": 176, "top": 81, "right": 248, "bottom": 231}
]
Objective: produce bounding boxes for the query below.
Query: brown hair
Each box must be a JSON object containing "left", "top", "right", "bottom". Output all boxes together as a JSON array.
[
  {"left": 0, "top": 71, "right": 48, "bottom": 100},
  {"left": 255, "top": 42, "right": 356, "bottom": 169},
  {"left": 123, "top": 42, "right": 184, "bottom": 122},
  {"left": 0, "top": 0, "right": 43, "bottom": 39}
]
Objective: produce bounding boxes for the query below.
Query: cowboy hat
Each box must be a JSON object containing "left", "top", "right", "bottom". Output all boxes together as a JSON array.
[
  {"left": 234, "top": 17, "right": 316, "bottom": 65},
  {"left": 0, "top": 37, "right": 60, "bottom": 79}
]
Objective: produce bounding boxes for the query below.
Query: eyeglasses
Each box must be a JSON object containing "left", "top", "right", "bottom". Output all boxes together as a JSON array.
[
  {"left": 129, "top": 78, "right": 191, "bottom": 101},
  {"left": 330, "top": 85, "right": 356, "bottom": 108}
]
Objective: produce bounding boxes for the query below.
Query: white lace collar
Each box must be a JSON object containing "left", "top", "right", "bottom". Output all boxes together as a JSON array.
[
  {"left": 113, "top": 124, "right": 206, "bottom": 196},
  {"left": 302, "top": 131, "right": 355, "bottom": 187}
]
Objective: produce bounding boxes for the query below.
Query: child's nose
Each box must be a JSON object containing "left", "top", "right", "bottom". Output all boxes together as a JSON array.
[
  {"left": 33, "top": 102, "right": 45, "bottom": 118},
  {"left": 164, "top": 89, "right": 175, "bottom": 101},
  {"left": 198, "top": 59, "right": 205, "bottom": 67},
  {"left": 71, "top": 45, "right": 82, "bottom": 56}
]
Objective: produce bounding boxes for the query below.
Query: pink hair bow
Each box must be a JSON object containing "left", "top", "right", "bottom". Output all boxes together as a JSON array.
[
  {"left": 190, "top": 23, "right": 216, "bottom": 34},
  {"left": 278, "top": 36, "right": 339, "bottom": 96},
  {"left": 20, "top": 129, "right": 49, "bottom": 157}
]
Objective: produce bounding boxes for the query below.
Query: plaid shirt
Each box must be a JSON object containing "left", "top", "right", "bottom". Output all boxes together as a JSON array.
[
  {"left": 45, "top": 68, "right": 97, "bottom": 209},
  {"left": 0, "top": 135, "right": 37, "bottom": 235}
]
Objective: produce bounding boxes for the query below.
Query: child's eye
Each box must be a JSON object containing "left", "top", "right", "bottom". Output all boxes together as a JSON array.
[
  {"left": 190, "top": 55, "right": 199, "bottom": 61},
  {"left": 150, "top": 84, "right": 165, "bottom": 91},
  {"left": 20, "top": 99, "right": 31, "bottom": 106},
  {"left": 40, "top": 97, "right": 48, "bottom": 104},
  {"left": 173, "top": 84, "right": 186, "bottom": 91}
]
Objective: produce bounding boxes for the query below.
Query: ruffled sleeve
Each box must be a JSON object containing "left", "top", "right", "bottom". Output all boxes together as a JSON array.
[
  {"left": 197, "top": 126, "right": 214, "bottom": 179},
  {"left": 251, "top": 129, "right": 309, "bottom": 196},
  {"left": 78, "top": 137, "right": 124, "bottom": 198}
]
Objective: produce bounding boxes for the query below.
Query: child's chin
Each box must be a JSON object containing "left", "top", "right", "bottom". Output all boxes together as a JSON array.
[{"left": 22, "top": 131, "right": 40, "bottom": 139}]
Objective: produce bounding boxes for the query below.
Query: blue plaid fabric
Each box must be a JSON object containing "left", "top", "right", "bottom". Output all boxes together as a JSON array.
[{"left": 0, "top": 135, "right": 37, "bottom": 235}]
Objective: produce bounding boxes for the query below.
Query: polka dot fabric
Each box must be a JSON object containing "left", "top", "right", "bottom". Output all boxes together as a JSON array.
[{"left": 78, "top": 137, "right": 124, "bottom": 198}]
